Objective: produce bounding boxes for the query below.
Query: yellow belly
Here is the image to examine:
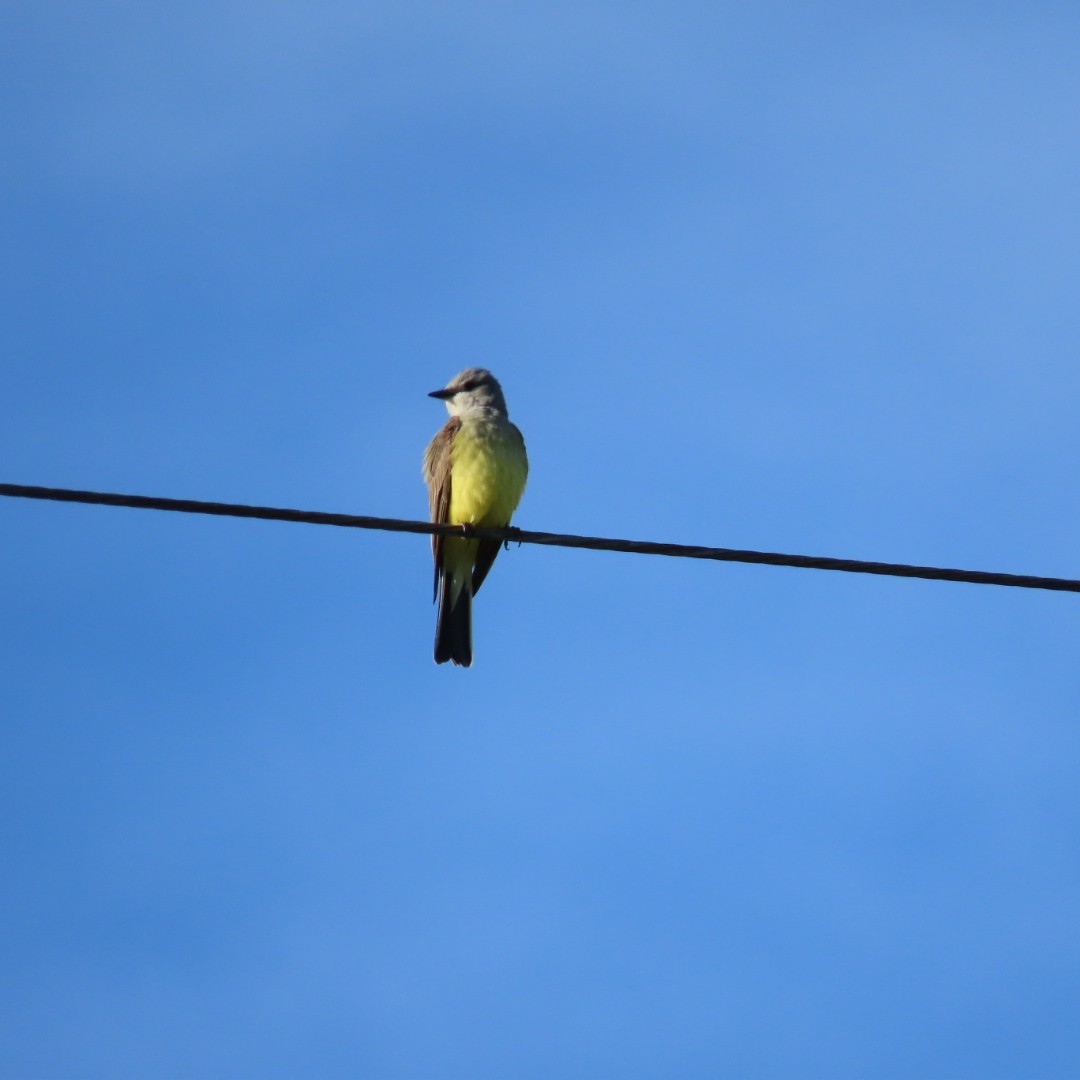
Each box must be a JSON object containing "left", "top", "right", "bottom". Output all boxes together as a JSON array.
[{"left": 448, "top": 419, "right": 528, "bottom": 527}]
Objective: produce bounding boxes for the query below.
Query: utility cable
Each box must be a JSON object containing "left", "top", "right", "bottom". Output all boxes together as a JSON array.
[{"left": 2, "top": 481, "right": 1077, "bottom": 594}]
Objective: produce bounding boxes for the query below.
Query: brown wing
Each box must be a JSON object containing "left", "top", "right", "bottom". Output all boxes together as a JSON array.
[
  {"left": 471, "top": 539, "right": 501, "bottom": 596},
  {"left": 422, "top": 417, "right": 459, "bottom": 601}
]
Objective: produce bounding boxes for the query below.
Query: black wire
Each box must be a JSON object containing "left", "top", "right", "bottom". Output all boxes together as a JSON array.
[{"left": 2, "top": 481, "right": 1078, "bottom": 594}]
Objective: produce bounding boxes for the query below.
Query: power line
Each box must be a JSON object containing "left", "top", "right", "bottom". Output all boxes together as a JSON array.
[{"left": 2, "top": 481, "right": 1078, "bottom": 594}]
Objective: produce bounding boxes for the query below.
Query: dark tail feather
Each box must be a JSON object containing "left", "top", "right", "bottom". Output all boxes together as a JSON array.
[{"left": 434, "top": 574, "right": 472, "bottom": 667}]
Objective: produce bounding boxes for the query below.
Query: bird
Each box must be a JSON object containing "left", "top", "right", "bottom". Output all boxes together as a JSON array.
[{"left": 422, "top": 368, "right": 529, "bottom": 667}]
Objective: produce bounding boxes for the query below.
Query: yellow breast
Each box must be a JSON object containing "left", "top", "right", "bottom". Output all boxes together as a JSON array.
[{"left": 449, "top": 418, "right": 529, "bottom": 527}]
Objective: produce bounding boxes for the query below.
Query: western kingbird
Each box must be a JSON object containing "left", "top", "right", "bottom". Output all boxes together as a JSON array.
[{"left": 422, "top": 368, "right": 529, "bottom": 667}]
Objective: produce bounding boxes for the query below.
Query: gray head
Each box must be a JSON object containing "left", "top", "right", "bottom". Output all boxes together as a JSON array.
[{"left": 428, "top": 367, "right": 510, "bottom": 418}]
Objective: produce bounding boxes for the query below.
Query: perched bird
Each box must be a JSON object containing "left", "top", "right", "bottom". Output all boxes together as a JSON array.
[{"left": 422, "top": 368, "right": 529, "bottom": 667}]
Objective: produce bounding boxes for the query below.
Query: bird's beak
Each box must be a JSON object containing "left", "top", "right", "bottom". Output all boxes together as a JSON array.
[{"left": 428, "top": 388, "right": 455, "bottom": 400}]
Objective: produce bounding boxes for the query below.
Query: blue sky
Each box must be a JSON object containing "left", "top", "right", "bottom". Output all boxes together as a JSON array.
[{"left": 3, "top": 3, "right": 1080, "bottom": 1077}]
